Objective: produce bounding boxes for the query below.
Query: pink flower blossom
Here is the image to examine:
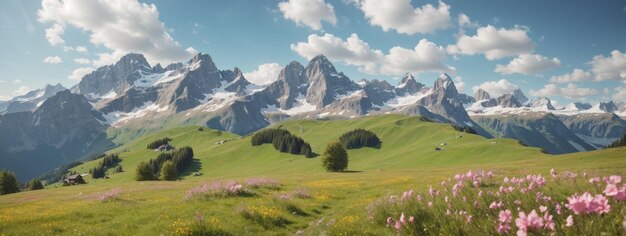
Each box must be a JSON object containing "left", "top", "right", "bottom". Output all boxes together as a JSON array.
[
  {"left": 409, "top": 216, "right": 415, "bottom": 223},
  {"left": 543, "top": 212, "right": 555, "bottom": 231},
  {"left": 588, "top": 177, "right": 600, "bottom": 184},
  {"left": 604, "top": 184, "right": 619, "bottom": 196},
  {"left": 565, "top": 215, "right": 574, "bottom": 227},
  {"left": 499, "top": 209, "right": 512, "bottom": 223},
  {"left": 399, "top": 212, "right": 406, "bottom": 224},
  {"left": 394, "top": 221, "right": 403, "bottom": 232},
  {"left": 539, "top": 205, "right": 547, "bottom": 213},
  {"left": 567, "top": 192, "right": 611, "bottom": 215},
  {"left": 515, "top": 210, "right": 544, "bottom": 236},
  {"left": 386, "top": 217, "right": 394, "bottom": 226},
  {"left": 607, "top": 175, "right": 622, "bottom": 184}
]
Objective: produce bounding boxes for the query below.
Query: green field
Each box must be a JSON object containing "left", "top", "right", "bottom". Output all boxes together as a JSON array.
[{"left": 0, "top": 114, "right": 624, "bottom": 235}]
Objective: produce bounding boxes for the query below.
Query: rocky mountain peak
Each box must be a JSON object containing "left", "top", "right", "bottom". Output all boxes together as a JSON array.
[
  {"left": 188, "top": 53, "right": 218, "bottom": 72},
  {"left": 116, "top": 53, "right": 150, "bottom": 68},
  {"left": 474, "top": 88, "right": 491, "bottom": 101},
  {"left": 598, "top": 101, "right": 619, "bottom": 112},
  {"left": 433, "top": 73, "right": 458, "bottom": 97},
  {"left": 497, "top": 94, "right": 522, "bottom": 108},
  {"left": 513, "top": 89, "right": 529, "bottom": 104},
  {"left": 531, "top": 97, "right": 556, "bottom": 110},
  {"left": 395, "top": 73, "right": 424, "bottom": 96},
  {"left": 305, "top": 55, "right": 359, "bottom": 108}
]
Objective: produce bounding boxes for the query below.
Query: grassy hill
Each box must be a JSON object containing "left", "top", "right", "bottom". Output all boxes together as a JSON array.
[{"left": 0, "top": 114, "right": 624, "bottom": 235}]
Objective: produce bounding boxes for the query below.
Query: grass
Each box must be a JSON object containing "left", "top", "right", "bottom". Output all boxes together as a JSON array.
[{"left": 0, "top": 114, "right": 624, "bottom": 235}]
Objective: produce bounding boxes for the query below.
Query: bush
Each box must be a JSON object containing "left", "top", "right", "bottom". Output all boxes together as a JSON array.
[
  {"left": 0, "top": 170, "right": 20, "bottom": 195},
  {"left": 147, "top": 137, "right": 172, "bottom": 149},
  {"left": 160, "top": 161, "right": 178, "bottom": 181},
  {"left": 135, "top": 161, "right": 156, "bottom": 181},
  {"left": 322, "top": 142, "right": 348, "bottom": 172},
  {"left": 251, "top": 128, "right": 313, "bottom": 157},
  {"left": 27, "top": 178, "right": 44, "bottom": 190},
  {"left": 338, "top": 129, "right": 381, "bottom": 149}
]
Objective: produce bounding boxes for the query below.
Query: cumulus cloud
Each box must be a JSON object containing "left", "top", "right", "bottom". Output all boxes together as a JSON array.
[
  {"left": 458, "top": 13, "right": 478, "bottom": 28},
  {"left": 244, "top": 63, "right": 284, "bottom": 86},
  {"left": 63, "top": 45, "right": 88, "bottom": 53},
  {"left": 495, "top": 54, "right": 560, "bottom": 75},
  {"left": 43, "top": 56, "right": 63, "bottom": 64},
  {"left": 355, "top": 0, "right": 451, "bottom": 35},
  {"left": 12, "top": 86, "right": 32, "bottom": 96},
  {"left": 454, "top": 76, "right": 465, "bottom": 92},
  {"left": 447, "top": 25, "right": 534, "bottom": 60},
  {"left": 68, "top": 67, "right": 94, "bottom": 81},
  {"left": 37, "top": 0, "right": 196, "bottom": 66},
  {"left": 74, "top": 58, "right": 91, "bottom": 64},
  {"left": 530, "top": 83, "right": 598, "bottom": 99},
  {"left": 613, "top": 85, "right": 626, "bottom": 101},
  {"left": 590, "top": 50, "right": 626, "bottom": 81},
  {"left": 291, "top": 33, "right": 453, "bottom": 76},
  {"left": 549, "top": 68, "right": 595, "bottom": 83},
  {"left": 278, "top": 0, "right": 337, "bottom": 30},
  {"left": 472, "top": 79, "right": 519, "bottom": 97}
]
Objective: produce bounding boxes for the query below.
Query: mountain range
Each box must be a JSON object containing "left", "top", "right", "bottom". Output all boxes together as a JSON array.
[{"left": 1, "top": 52, "right": 625, "bottom": 180}]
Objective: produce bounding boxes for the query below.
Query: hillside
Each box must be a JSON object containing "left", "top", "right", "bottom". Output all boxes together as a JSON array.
[{"left": 0, "top": 115, "right": 625, "bottom": 235}]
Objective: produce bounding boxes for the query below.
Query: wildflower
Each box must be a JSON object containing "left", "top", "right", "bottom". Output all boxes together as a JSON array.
[
  {"left": 515, "top": 210, "right": 544, "bottom": 236},
  {"left": 386, "top": 217, "right": 394, "bottom": 226},
  {"left": 607, "top": 175, "right": 622, "bottom": 185},
  {"left": 543, "top": 212, "right": 555, "bottom": 231},
  {"left": 401, "top": 190, "right": 414, "bottom": 201},
  {"left": 428, "top": 202, "right": 433, "bottom": 207},
  {"left": 603, "top": 184, "right": 619, "bottom": 196},
  {"left": 496, "top": 209, "right": 512, "bottom": 234},
  {"left": 478, "top": 190, "right": 483, "bottom": 197},
  {"left": 588, "top": 177, "right": 600, "bottom": 184},
  {"left": 539, "top": 205, "right": 547, "bottom": 213},
  {"left": 394, "top": 221, "right": 403, "bottom": 232},
  {"left": 409, "top": 216, "right": 415, "bottom": 223},
  {"left": 566, "top": 192, "right": 611, "bottom": 214},
  {"left": 550, "top": 168, "right": 558, "bottom": 179},
  {"left": 399, "top": 212, "right": 406, "bottom": 224},
  {"left": 565, "top": 215, "right": 574, "bottom": 227},
  {"left": 466, "top": 215, "right": 473, "bottom": 223}
]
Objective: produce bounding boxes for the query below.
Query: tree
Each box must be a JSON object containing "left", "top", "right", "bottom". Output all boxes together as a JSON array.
[
  {"left": 160, "top": 161, "right": 177, "bottom": 181},
  {"left": 322, "top": 142, "right": 349, "bottom": 172},
  {"left": 135, "top": 161, "right": 155, "bottom": 181},
  {"left": 115, "top": 165, "right": 124, "bottom": 173},
  {"left": 27, "top": 178, "right": 44, "bottom": 190},
  {"left": 0, "top": 170, "right": 20, "bottom": 195}
]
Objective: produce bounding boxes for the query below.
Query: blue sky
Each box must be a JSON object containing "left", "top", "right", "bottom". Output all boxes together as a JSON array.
[{"left": 1, "top": 0, "right": 625, "bottom": 106}]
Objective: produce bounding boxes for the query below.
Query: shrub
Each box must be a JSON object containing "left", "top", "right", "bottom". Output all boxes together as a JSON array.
[
  {"left": 322, "top": 142, "right": 348, "bottom": 172},
  {"left": 114, "top": 165, "right": 124, "bottom": 173},
  {"left": 0, "top": 170, "right": 20, "bottom": 195},
  {"left": 338, "top": 129, "right": 381, "bottom": 149},
  {"left": 251, "top": 128, "right": 313, "bottom": 157},
  {"left": 160, "top": 161, "right": 178, "bottom": 181},
  {"left": 27, "top": 178, "right": 44, "bottom": 190},
  {"left": 135, "top": 161, "right": 156, "bottom": 181},
  {"left": 146, "top": 137, "right": 172, "bottom": 149}
]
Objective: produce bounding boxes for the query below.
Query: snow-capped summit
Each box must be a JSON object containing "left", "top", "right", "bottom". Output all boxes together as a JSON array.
[
  {"left": 0, "top": 83, "right": 67, "bottom": 114},
  {"left": 395, "top": 73, "right": 424, "bottom": 96},
  {"left": 530, "top": 97, "right": 556, "bottom": 111},
  {"left": 513, "top": 89, "right": 529, "bottom": 105},
  {"left": 474, "top": 88, "right": 491, "bottom": 101}
]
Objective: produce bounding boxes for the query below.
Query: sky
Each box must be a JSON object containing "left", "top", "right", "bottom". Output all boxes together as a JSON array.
[{"left": 1, "top": 0, "right": 625, "bottom": 107}]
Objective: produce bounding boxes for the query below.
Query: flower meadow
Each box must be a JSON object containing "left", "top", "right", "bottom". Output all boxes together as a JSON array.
[{"left": 368, "top": 169, "right": 626, "bottom": 235}]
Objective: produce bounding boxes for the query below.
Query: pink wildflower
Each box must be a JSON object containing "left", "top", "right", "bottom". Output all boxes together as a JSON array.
[
  {"left": 603, "top": 184, "right": 619, "bottom": 196},
  {"left": 539, "top": 205, "right": 547, "bottom": 213},
  {"left": 515, "top": 210, "right": 544, "bottom": 236},
  {"left": 409, "top": 216, "right": 415, "bottom": 223},
  {"left": 399, "top": 212, "right": 406, "bottom": 224},
  {"left": 543, "top": 212, "right": 555, "bottom": 231},
  {"left": 607, "top": 175, "right": 622, "bottom": 184},
  {"left": 565, "top": 215, "right": 574, "bottom": 227}
]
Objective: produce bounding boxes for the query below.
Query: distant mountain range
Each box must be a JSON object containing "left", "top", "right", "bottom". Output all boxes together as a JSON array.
[{"left": 1, "top": 52, "right": 625, "bottom": 180}]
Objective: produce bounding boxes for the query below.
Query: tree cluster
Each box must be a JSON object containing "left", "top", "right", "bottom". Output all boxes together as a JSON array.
[
  {"left": 146, "top": 137, "right": 172, "bottom": 149},
  {"left": 452, "top": 125, "right": 477, "bottom": 134},
  {"left": 338, "top": 129, "right": 381, "bottom": 149},
  {"left": 27, "top": 179, "right": 44, "bottom": 190},
  {"left": 251, "top": 128, "right": 313, "bottom": 157},
  {"left": 607, "top": 131, "right": 626, "bottom": 148},
  {"left": 0, "top": 170, "right": 20, "bottom": 195},
  {"left": 89, "top": 154, "right": 121, "bottom": 179},
  {"left": 136, "top": 146, "right": 194, "bottom": 181}
]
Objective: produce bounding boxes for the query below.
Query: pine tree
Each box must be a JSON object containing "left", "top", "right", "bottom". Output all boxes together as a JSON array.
[
  {"left": 115, "top": 165, "right": 124, "bottom": 173},
  {"left": 322, "top": 142, "right": 349, "bottom": 172},
  {"left": 27, "top": 178, "right": 44, "bottom": 190},
  {"left": 607, "top": 131, "right": 626, "bottom": 148},
  {"left": 135, "top": 161, "right": 155, "bottom": 181},
  {"left": 0, "top": 170, "right": 20, "bottom": 195},
  {"left": 160, "top": 161, "right": 177, "bottom": 181}
]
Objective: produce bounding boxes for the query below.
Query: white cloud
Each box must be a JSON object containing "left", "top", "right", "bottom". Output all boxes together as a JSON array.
[
  {"left": 68, "top": 67, "right": 94, "bottom": 81},
  {"left": 356, "top": 0, "right": 450, "bottom": 35},
  {"left": 471, "top": 79, "right": 519, "bottom": 97},
  {"left": 530, "top": 83, "right": 598, "bottom": 99},
  {"left": 74, "top": 58, "right": 91, "bottom": 64},
  {"left": 458, "top": 13, "right": 478, "bottom": 28},
  {"left": 44, "top": 23, "right": 64, "bottom": 46},
  {"left": 454, "top": 76, "right": 465, "bottom": 92},
  {"left": 12, "top": 86, "right": 31, "bottom": 96},
  {"left": 43, "top": 56, "right": 63, "bottom": 64},
  {"left": 589, "top": 50, "right": 626, "bottom": 81},
  {"left": 38, "top": 0, "right": 195, "bottom": 66},
  {"left": 380, "top": 39, "right": 455, "bottom": 75},
  {"left": 495, "top": 54, "right": 560, "bottom": 75},
  {"left": 291, "top": 33, "right": 383, "bottom": 73},
  {"left": 549, "top": 68, "right": 595, "bottom": 83},
  {"left": 447, "top": 25, "right": 534, "bottom": 60},
  {"left": 12, "top": 79, "right": 22, "bottom": 84},
  {"left": 613, "top": 86, "right": 626, "bottom": 101},
  {"left": 278, "top": 0, "right": 337, "bottom": 30},
  {"left": 244, "top": 63, "right": 284, "bottom": 85},
  {"left": 63, "top": 45, "right": 88, "bottom": 53},
  {"left": 291, "top": 33, "right": 453, "bottom": 76}
]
